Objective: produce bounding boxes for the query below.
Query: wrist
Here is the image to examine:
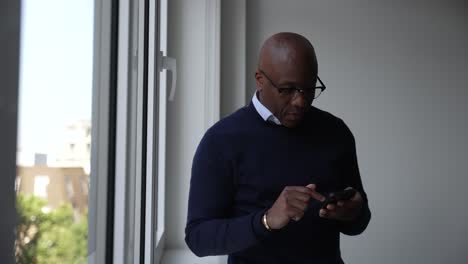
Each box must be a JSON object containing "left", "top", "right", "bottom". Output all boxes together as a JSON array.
[{"left": 262, "top": 210, "right": 272, "bottom": 231}]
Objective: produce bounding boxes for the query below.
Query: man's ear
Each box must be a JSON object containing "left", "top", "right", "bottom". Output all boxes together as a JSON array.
[{"left": 255, "top": 70, "right": 263, "bottom": 92}]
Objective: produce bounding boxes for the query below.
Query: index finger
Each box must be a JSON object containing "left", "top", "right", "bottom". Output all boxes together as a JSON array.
[
  {"left": 284, "top": 186, "right": 325, "bottom": 202},
  {"left": 306, "top": 184, "right": 326, "bottom": 202}
]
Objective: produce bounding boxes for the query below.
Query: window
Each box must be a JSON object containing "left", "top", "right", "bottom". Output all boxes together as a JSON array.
[
  {"left": 14, "top": 0, "right": 171, "bottom": 263},
  {"left": 65, "top": 176, "right": 75, "bottom": 200},
  {"left": 80, "top": 177, "right": 89, "bottom": 195},
  {"left": 33, "top": 175, "right": 49, "bottom": 198},
  {"left": 15, "top": 176, "right": 21, "bottom": 192},
  {"left": 16, "top": 0, "right": 93, "bottom": 263},
  {"left": 90, "top": 0, "right": 171, "bottom": 263}
]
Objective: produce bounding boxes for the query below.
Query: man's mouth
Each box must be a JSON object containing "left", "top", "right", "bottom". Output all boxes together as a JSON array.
[{"left": 286, "top": 112, "right": 304, "bottom": 121}]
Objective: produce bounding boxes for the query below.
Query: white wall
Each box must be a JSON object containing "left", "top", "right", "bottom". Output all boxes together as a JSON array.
[
  {"left": 221, "top": 0, "right": 246, "bottom": 117},
  {"left": 245, "top": 0, "right": 468, "bottom": 263},
  {"left": 164, "top": 0, "right": 225, "bottom": 263},
  {"left": 166, "top": 0, "right": 207, "bottom": 249},
  {"left": 165, "top": 0, "right": 467, "bottom": 263}
]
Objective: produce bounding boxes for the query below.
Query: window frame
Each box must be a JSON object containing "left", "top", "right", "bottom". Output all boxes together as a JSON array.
[
  {"left": 88, "top": 0, "right": 118, "bottom": 263},
  {"left": 90, "top": 0, "right": 166, "bottom": 263}
]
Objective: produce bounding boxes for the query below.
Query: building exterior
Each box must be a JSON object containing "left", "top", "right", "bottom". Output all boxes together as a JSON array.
[
  {"left": 53, "top": 120, "right": 92, "bottom": 174},
  {"left": 15, "top": 120, "right": 91, "bottom": 217},
  {"left": 16, "top": 165, "right": 89, "bottom": 215}
]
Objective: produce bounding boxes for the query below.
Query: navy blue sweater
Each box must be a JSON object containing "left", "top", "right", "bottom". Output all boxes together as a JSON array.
[{"left": 185, "top": 103, "right": 371, "bottom": 264}]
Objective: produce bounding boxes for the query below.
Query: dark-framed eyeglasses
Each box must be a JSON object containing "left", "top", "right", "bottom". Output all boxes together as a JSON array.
[{"left": 259, "top": 69, "right": 326, "bottom": 100}]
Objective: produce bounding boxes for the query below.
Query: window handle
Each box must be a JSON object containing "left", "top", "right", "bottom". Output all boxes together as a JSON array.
[{"left": 159, "top": 51, "right": 177, "bottom": 101}]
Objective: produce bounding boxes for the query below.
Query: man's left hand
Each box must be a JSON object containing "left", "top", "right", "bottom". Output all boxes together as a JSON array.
[{"left": 319, "top": 188, "right": 363, "bottom": 221}]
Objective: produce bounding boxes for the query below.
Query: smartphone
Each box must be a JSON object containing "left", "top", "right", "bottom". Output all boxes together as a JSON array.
[{"left": 321, "top": 189, "right": 356, "bottom": 209}]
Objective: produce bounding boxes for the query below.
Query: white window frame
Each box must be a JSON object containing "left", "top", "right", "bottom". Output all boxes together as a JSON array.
[
  {"left": 90, "top": 0, "right": 168, "bottom": 263},
  {"left": 88, "top": 0, "right": 116, "bottom": 263}
]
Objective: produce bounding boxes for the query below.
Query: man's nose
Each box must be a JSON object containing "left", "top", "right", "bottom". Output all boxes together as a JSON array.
[{"left": 290, "top": 91, "right": 309, "bottom": 108}]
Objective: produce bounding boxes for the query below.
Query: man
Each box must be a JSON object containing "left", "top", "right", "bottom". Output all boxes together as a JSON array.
[{"left": 185, "top": 32, "right": 371, "bottom": 263}]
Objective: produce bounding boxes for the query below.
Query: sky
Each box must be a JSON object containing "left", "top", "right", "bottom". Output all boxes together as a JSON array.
[{"left": 18, "top": 0, "right": 94, "bottom": 155}]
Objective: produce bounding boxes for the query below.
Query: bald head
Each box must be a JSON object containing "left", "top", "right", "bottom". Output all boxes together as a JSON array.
[
  {"left": 255, "top": 32, "right": 319, "bottom": 128},
  {"left": 258, "top": 32, "right": 317, "bottom": 76}
]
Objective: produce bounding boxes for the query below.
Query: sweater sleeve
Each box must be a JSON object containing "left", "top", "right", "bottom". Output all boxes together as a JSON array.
[
  {"left": 337, "top": 120, "right": 371, "bottom": 236},
  {"left": 185, "top": 130, "right": 271, "bottom": 257}
]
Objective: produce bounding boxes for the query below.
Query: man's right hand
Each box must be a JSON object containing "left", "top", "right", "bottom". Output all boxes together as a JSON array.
[{"left": 266, "top": 184, "right": 325, "bottom": 230}]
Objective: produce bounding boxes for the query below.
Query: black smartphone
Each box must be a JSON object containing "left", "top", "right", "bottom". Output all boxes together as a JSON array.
[{"left": 321, "top": 189, "right": 356, "bottom": 209}]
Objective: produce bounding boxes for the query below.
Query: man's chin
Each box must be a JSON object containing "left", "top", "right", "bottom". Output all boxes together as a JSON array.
[{"left": 281, "top": 116, "right": 303, "bottom": 128}]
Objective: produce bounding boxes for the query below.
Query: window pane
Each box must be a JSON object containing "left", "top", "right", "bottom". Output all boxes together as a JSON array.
[{"left": 16, "top": 0, "right": 94, "bottom": 263}]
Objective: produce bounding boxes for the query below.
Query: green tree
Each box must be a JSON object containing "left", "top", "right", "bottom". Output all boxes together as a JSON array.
[{"left": 15, "top": 194, "right": 87, "bottom": 264}]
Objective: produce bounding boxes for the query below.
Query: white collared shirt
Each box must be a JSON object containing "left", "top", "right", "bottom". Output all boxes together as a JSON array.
[{"left": 252, "top": 92, "right": 282, "bottom": 125}]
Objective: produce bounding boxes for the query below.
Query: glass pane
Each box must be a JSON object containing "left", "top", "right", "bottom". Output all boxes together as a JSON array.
[
  {"left": 314, "top": 88, "right": 323, "bottom": 99},
  {"left": 16, "top": 0, "right": 94, "bottom": 263}
]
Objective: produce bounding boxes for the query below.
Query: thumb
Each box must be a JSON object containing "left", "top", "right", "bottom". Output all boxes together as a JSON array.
[{"left": 306, "top": 184, "right": 316, "bottom": 190}]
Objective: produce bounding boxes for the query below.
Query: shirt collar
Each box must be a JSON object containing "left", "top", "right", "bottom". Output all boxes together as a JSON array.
[{"left": 252, "top": 92, "right": 282, "bottom": 125}]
